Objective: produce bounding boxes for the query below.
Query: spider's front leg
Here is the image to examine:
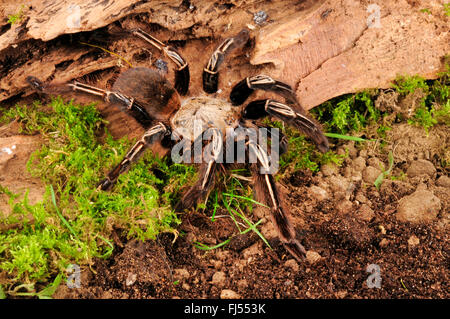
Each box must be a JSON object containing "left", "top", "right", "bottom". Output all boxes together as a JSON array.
[
  {"left": 26, "top": 76, "right": 154, "bottom": 128},
  {"left": 230, "top": 75, "right": 298, "bottom": 106},
  {"left": 98, "top": 122, "right": 169, "bottom": 190},
  {"left": 132, "top": 28, "right": 190, "bottom": 96},
  {"left": 247, "top": 138, "right": 307, "bottom": 262},
  {"left": 243, "top": 99, "right": 329, "bottom": 153},
  {"left": 229, "top": 75, "right": 330, "bottom": 150},
  {"left": 175, "top": 128, "right": 223, "bottom": 211},
  {"left": 202, "top": 29, "right": 250, "bottom": 94}
]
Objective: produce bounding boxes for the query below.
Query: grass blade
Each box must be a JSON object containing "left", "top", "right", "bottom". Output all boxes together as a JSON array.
[
  {"left": 325, "top": 132, "right": 371, "bottom": 142},
  {"left": 50, "top": 185, "right": 80, "bottom": 241}
]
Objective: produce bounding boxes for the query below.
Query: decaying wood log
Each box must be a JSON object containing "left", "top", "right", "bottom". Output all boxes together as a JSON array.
[
  {"left": 0, "top": 0, "right": 448, "bottom": 114},
  {"left": 252, "top": 0, "right": 449, "bottom": 109}
]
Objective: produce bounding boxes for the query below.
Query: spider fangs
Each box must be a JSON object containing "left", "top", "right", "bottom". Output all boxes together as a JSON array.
[{"left": 26, "top": 28, "right": 329, "bottom": 262}]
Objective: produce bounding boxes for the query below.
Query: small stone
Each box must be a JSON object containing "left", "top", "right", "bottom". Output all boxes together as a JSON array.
[
  {"left": 220, "top": 289, "right": 241, "bottom": 299},
  {"left": 216, "top": 250, "right": 231, "bottom": 261},
  {"left": 416, "top": 183, "right": 428, "bottom": 191},
  {"left": 359, "top": 149, "right": 368, "bottom": 157},
  {"left": 336, "top": 290, "right": 348, "bottom": 298},
  {"left": 336, "top": 199, "right": 353, "bottom": 214},
  {"left": 242, "top": 242, "right": 261, "bottom": 259},
  {"left": 407, "top": 159, "right": 436, "bottom": 178},
  {"left": 237, "top": 279, "right": 248, "bottom": 290},
  {"left": 212, "top": 260, "right": 223, "bottom": 270},
  {"left": 174, "top": 268, "right": 190, "bottom": 280},
  {"left": 284, "top": 280, "right": 293, "bottom": 286},
  {"left": 352, "top": 156, "right": 366, "bottom": 172},
  {"left": 355, "top": 193, "right": 368, "bottom": 204},
  {"left": 356, "top": 204, "right": 375, "bottom": 222},
  {"left": 284, "top": 259, "right": 299, "bottom": 272},
  {"left": 408, "top": 235, "right": 420, "bottom": 247},
  {"left": 211, "top": 271, "right": 227, "bottom": 287},
  {"left": 362, "top": 166, "right": 382, "bottom": 184},
  {"left": 321, "top": 163, "right": 339, "bottom": 176},
  {"left": 367, "top": 157, "right": 384, "bottom": 170},
  {"left": 309, "top": 185, "right": 328, "bottom": 201},
  {"left": 396, "top": 190, "right": 441, "bottom": 224},
  {"left": 306, "top": 250, "right": 321, "bottom": 264},
  {"left": 345, "top": 143, "right": 358, "bottom": 158},
  {"left": 379, "top": 238, "right": 389, "bottom": 247},
  {"left": 182, "top": 283, "right": 190, "bottom": 291},
  {"left": 436, "top": 175, "right": 450, "bottom": 188},
  {"left": 125, "top": 273, "right": 137, "bottom": 286},
  {"left": 328, "top": 175, "right": 349, "bottom": 193},
  {"left": 260, "top": 223, "right": 278, "bottom": 242}
]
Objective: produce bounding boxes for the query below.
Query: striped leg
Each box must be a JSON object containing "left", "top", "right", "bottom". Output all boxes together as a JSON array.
[
  {"left": 132, "top": 28, "right": 190, "bottom": 95},
  {"left": 98, "top": 122, "right": 169, "bottom": 190},
  {"left": 175, "top": 128, "right": 223, "bottom": 211},
  {"left": 248, "top": 139, "right": 307, "bottom": 262},
  {"left": 26, "top": 76, "right": 154, "bottom": 128},
  {"left": 202, "top": 29, "right": 250, "bottom": 94},
  {"left": 243, "top": 99, "right": 329, "bottom": 153},
  {"left": 230, "top": 75, "right": 298, "bottom": 106}
]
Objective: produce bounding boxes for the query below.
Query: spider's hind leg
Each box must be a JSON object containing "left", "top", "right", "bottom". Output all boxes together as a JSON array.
[{"left": 26, "top": 76, "right": 154, "bottom": 128}]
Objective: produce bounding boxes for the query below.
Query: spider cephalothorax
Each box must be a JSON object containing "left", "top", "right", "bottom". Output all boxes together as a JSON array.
[{"left": 26, "top": 28, "right": 329, "bottom": 262}]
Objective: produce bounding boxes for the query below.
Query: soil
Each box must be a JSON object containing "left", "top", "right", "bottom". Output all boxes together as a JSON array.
[{"left": 0, "top": 0, "right": 448, "bottom": 299}]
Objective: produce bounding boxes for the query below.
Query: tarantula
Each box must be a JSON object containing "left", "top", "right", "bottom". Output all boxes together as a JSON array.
[{"left": 26, "top": 28, "right": 329, "bottom": 262}]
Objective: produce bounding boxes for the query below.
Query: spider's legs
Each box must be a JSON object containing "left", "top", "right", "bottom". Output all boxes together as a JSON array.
[
  {"left": 132, "top": 28, "right": 190, "bottom": 96},
  {"left": 98, "top": 123, "right": 169, "bottom": 190},
  {"left": 202, "top": 29, "right": 250, "bottom": 94},
  {"left": 258, "top": 125, "right": 289, "bottom": 156},
  {"left": 247, "top": 138, "right": 307, "bottom": 262},
  {"left": 26, "top": 76, "right": 154, "bottom": 128},
  {"left": 230, "top": 75, "right": 298, "bottom": 106},
  {"left": 243, "top": 99, "right": 329, "bottom": 153},
  {"left": 175, "top": 128, "right": 223, "bottom": 211}
]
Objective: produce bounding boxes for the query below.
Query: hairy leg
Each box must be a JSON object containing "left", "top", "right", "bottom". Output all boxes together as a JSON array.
[
  {"left": 202, "top": 29, "right": 249, "bottom": 94},
  {"left": 243, "top": 99, "right": 329, "bottom": 153},
  {"left": 230, "top": 75, "right": 297, "bottom": 106},
  {"left": 132, "top": 28, "right": 190, "bottom": 95},
  {"left": 247, "top": 137, "right": 307, "bottom": 262},
  {"left": 26, "top": 76, "right": 154, "bottom": 128},
  {"left": 175, "top": 128, "right": 223, "bottom": 211},
  {"left": 98, "top": 122, "right": 169, "bottom": 190}
]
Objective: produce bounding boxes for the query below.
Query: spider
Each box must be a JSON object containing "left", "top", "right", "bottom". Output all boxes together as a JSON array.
[{"left": 26, "top": 28, "right": 329, "bottom": 262}]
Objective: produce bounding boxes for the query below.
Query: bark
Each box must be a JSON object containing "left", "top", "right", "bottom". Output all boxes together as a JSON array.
[{"left": 0, "top": 0, "right": 447, "bottom": 111}]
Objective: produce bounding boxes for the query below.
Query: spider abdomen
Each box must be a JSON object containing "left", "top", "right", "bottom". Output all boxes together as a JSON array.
[{"left": 112, "top": 67, "right": 181, "bottom": 123}]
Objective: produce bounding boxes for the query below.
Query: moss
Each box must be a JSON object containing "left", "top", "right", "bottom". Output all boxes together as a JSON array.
[
  {"left": 0, "top": 98, "right": 187, "bottom": 293},
  {"left": 7, "top": 5, "right": 25, "bottom": 25}
]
